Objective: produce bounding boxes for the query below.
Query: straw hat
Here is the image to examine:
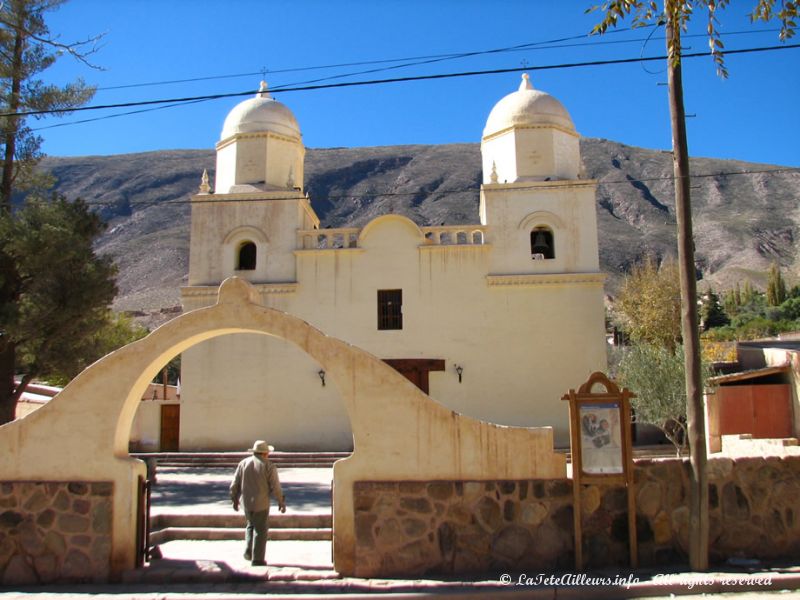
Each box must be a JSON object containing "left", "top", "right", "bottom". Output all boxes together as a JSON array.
[{"left": 249, "top": 440, "right": 274, "bottom": 454}]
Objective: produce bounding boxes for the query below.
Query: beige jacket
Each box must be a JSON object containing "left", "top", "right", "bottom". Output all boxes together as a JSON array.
[{"left": 230, "top": 454, "right": 284, "bottom": 512}]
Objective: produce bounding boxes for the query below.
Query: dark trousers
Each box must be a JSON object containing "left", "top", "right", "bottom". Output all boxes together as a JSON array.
[{"left": 244, "top": 508, "right": 269, "bottom": 562}]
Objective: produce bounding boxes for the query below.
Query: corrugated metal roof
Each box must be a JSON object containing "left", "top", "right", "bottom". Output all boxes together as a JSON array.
[{"left": 709, "top": 364, "right": 790, "bottom": 385}]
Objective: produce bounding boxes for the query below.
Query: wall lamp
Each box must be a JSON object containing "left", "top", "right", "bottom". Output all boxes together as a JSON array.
[
  {"left": 318, "top": 369, "right": 326, "bottom": 387},
  {"left": 454, "top": 364, "right": 464, "bottom": 383}
]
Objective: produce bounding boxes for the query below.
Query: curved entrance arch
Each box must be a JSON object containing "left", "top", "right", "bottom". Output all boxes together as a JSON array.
[{"left": 0, "top": 277, "right": 565, "bottom": 579}]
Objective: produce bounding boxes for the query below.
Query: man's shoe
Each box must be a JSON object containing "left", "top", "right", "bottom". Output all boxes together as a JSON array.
[
  {"left": 251, "top": 560, "right": 267, "bottom": 566},
  {"left": 243, "top": 551, "right": 252, "bottom": 561}
]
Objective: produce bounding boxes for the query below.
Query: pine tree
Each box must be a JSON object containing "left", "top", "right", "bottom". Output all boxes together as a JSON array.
[
  {"left": 0, "top": 0, "right": 105, "bottom": 424},
  {"left": 700, "top": 288, "right": 729, "bottom": 331},
  {"left": 0, "top": 196, "right": 117, "bottom": 395}
]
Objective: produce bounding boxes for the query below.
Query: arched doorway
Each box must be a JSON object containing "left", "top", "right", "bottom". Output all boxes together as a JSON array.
[{"left": 0, "top": 277, "right": 565, "bottom": 582}]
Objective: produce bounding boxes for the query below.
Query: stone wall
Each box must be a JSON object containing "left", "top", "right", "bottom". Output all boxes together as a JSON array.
[
  {"left": 634, "top": 456, "right": 800, "bottom": 565},
  {"left": 353, "top": 479, "right": 575, "bottom": 577},
  {"left": 0, "top": 481, "right": 114, "bottom": 584},
  {"left": 352, "top": 456, "right": 800, "bottom": 577}
]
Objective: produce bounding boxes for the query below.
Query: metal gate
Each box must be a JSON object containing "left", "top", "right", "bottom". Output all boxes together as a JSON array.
[{"left": 135, "top": 475, "right": 152, "bottom": 567}]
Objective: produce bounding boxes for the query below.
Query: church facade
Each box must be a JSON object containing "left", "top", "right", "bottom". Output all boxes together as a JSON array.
[{"left": 179, "top": 75, "right": 607, "bottom": 451}]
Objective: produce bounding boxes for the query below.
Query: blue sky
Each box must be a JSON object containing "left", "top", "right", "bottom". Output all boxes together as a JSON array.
[{"left": 36, "top": 0, "right": 799, "bottom": 166}]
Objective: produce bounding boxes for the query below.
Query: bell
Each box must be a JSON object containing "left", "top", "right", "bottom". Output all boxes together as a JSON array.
[{"left": 532, "top": 231, "right": 550, "bottom": 253}]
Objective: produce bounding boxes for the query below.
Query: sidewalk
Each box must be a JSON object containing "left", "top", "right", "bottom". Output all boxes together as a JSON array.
[
  {"left": 2, "top": 465, "right": 800, "bottom": 598},
  {"left": 5, "top": 564, "right": 800, "bottom": 599}
]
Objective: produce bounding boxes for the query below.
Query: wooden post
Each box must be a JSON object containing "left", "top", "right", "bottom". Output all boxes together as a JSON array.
[
  {"left": 621, "top": 387, "right": 638, "bottom": 569},
  {"left": 666, "top": 15, "right": 709, "bottom": 573},
  {"left": 566, "top": 387, "right": 584, "bottom": 571}
]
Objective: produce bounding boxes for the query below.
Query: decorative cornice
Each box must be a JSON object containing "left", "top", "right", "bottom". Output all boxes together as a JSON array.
[
  {"left": 481, "top": 123, "right": 579, "bottom": 143},
  {"left": 216, "top": 130, "right": 303, "bottom": 151},
  {"left": 486, "top": 272, "right": 606, "bottom": 287},
  {"left": 481, "top": 179, "right": 597, "bottom": 192},
  {"left": 191, "top": 191, "right": 304, "bottom": 203},
  {"left": 181, "top": 283, "right": 298, "bottom": 298}
]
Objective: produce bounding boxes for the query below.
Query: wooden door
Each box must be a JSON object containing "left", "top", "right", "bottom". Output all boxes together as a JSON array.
[
  {"left": 160, "top": 404, "right": 180, "bottom": 451},
  {"left": 717, "top": 384, "right": 792, "bottom": 439},
  {"left": 383, "top": 359, "right": 445, "bottom": 395}
]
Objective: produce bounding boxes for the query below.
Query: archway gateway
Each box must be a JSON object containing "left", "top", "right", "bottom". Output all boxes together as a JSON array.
[{"left": 0, "top": 277, "right": 565, "bottom": 582}]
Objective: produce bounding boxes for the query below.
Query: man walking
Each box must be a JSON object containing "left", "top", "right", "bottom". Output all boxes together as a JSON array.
[{"left": 230, "top": 440, "right": 286, "bottom": 566}]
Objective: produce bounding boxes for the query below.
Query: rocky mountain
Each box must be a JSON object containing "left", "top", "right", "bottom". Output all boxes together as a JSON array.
[{"left": 38, "top": 139, "right": 799, "bottom": 327}]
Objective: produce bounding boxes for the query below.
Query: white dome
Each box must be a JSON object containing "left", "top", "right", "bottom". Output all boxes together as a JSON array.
[
  {"left": 220, "top": 82, "right": 301, "bottom": 140},
  {"left": 483, "top": 74, "right": 574, "bottom": 138}
]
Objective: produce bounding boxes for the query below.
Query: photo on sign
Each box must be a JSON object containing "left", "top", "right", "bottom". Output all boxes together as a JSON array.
[{"left": 579, "top": 404, "right": 623, "bottom": 475}]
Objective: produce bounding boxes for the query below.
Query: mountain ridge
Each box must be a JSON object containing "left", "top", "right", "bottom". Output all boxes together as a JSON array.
[{"left": 38, "top": 138, "right": 800, "bottom": 328}]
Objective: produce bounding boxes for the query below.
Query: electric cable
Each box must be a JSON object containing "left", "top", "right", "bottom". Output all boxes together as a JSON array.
[
  {"left": 4, "top": 42, "right": 798, "bottom": 120},
  {"left": 93, "top": 27, "right": 781, "bottom": 92}
]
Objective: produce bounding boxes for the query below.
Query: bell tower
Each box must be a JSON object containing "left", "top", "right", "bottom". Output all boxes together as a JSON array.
[
  {"left": 186, "top": 82, "right": 318, "bottom": 288},
  {"left": 479, "top": 74, "right": 600, "bottom": 277}
]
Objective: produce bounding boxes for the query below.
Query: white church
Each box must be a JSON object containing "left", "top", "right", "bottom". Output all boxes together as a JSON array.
[{"left": 177, "top": 74, "right": 607, "bottom": 451}]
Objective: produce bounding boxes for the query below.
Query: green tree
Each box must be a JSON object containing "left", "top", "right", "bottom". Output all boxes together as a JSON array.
[
  {"left": 778, "top": 297, "right": 800, "bottom": 321},
  {"left": 0, "top": 0, "right": 102, "bottom": 424},
  {"left": 42, "top": 311, "right": 148, "bottom": 386},
  {"left": 589, "top": 0, "right": 796, "bottom": 571},
  {"left": 618, "top": 343, "right": 713, "bottom": 455},
  {"left": 766, "top": 262, "right": 787, "bottom": 307},
  {"left": 722, "top": 288, "right": 737, "bottom": 316},
  {"left": 0, "top": 197, "right": 117, "bottom": 416},
  {"left": 615, "top": 256, "right": 681, "bottom": 350},
  {"left": 742, "top": 280, "right": 757, "bottom": 305},
  {"left": 699, "top": 288, "right": 729, "bottom": 331},
  {"left": 158, "top": 355, "right": 181, "bottom": 386}
]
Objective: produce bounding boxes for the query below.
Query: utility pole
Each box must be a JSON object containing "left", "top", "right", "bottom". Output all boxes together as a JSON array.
[{"left": 665, "top": 14, "right": 709, "bottom": 571}]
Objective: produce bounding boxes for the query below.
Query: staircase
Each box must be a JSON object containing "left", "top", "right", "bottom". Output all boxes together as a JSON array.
[
  {"left": 141, "top": 451, "right": 341, "bottom": 546},
  {"left": 133, "top": 451, "right": 351, "bottom": 469},
  {"left": 149, "top": 512, "right": 332, "bottom": 545}
]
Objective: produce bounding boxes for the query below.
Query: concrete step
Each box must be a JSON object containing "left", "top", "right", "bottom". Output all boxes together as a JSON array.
[
  {"left": 150, "top": 526, "right": 332, "bottom": 545},
  {"left": 151, "top": 512, "right": 331, "bottom": 530},
  {"left": 149, "top": 512, "right": 333, "bottom": 544}
]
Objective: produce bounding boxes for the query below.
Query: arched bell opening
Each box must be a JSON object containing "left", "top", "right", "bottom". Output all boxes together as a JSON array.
[
  {"left": 237, "top": 241, "right": 257, "bottom": 270},
  {"left": 530, "top": 227, "right": 555, "bottom": 260}
]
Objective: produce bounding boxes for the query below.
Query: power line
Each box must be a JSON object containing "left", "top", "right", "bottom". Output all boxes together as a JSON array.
[
  {"left": 94, "top": 28, "right": 637, "bottom": 92},
  {"left": 31, "top": 98, "right": 212, "bottom": 132},
  {"left": 93, "top": 27, "right": 781, "bottom": 92},
  {"left": 4, "top": 43, "right": 798, "bottom": 120},
  {"left": 269, "top": 44, "right": 800, "bottom": 94},
  {"left": 274, "top": 28, "right": 785, "bottom": 91},
  {"left": 95, "top": 32, "right": 606, "bottom": 91}
]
